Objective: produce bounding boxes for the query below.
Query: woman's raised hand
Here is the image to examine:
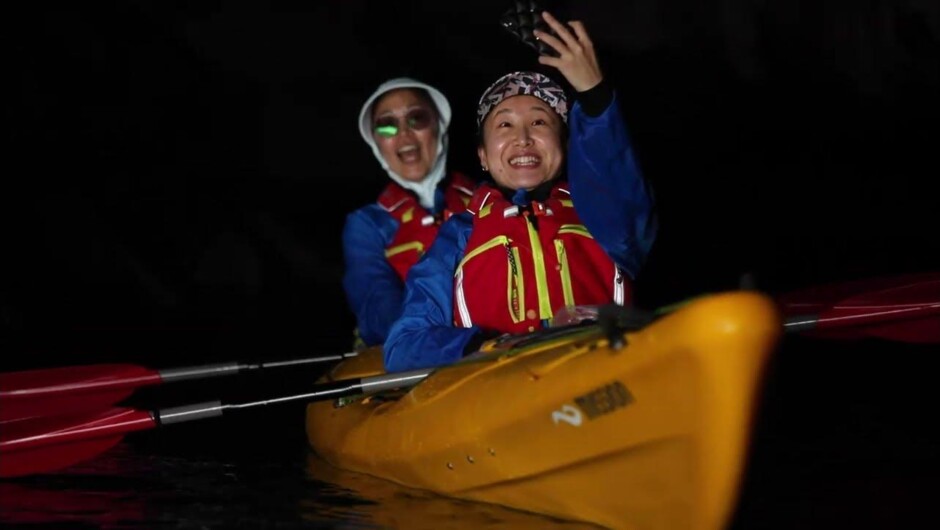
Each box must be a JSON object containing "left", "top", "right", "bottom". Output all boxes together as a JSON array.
[{"left": 533, "top": 11, "right": 603, "bottom": 93}]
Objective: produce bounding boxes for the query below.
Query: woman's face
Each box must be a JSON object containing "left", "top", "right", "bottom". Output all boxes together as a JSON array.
[
  {"left": 372, "top": 89, "right": 440, "bottom": 183},
  {"left": 477, "top": 95, "right": 564, "bottom": 191}
]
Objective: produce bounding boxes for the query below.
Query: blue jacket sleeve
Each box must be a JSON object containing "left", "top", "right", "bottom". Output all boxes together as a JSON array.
[
  {"left": 567, "top": 93, "right": 658, "bottom": 279},
  {"left": 383, "top": 213, "right": 481, "bottom": 372},
  {"left": 342, "top": 206, "right": 404, "bottom": 346}
]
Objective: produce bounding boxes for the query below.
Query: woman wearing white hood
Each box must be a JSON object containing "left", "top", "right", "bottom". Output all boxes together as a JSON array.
[{"left": 343, "top": 78, "right": 477, "bottom": 348}]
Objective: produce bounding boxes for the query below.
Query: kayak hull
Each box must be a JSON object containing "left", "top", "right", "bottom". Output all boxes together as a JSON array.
[{"left": 306, "top": 292, "right": 781, "bottom": 530}]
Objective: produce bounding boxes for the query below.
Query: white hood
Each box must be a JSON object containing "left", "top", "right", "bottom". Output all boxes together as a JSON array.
[{"left": 358, "top": 78, "right": 451, "bottom": 210}]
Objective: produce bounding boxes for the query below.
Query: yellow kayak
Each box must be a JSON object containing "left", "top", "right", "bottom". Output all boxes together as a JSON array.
[{"left": 306, "top": 291, "right": 781, "bottom": 530}]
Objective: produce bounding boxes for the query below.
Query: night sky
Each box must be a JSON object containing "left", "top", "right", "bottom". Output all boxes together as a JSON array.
[{"left": 4, "top": 1, "right": 939, "bottom": 369}]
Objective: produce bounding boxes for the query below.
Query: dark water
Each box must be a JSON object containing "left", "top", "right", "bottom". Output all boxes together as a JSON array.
[
  {"left": 729, "top": 335, "right": 939, "bottom": 530},
  {"left": 0, "top": 411, "right": 596, "bottom": 529},
  {"left": 1, "top": 336, "right": 937, "bottom": 529}
]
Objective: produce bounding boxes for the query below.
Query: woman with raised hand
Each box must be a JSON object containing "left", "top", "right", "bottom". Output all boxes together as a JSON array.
[{"left": 383, "top": 12, "right": 658, "bottom": 371}]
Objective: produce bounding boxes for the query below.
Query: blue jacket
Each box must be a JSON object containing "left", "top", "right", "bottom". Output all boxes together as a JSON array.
[
  {"left": 341, "top": 204, "right": 403, "bottom": 347},
  {"left": 342, "top": 184, "right": 458, "bottom": 347},
  {"left": 383, "top": 94, "right": 658, "bottom": 371}
]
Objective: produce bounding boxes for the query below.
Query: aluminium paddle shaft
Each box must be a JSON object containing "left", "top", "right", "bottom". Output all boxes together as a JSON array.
[
  {"left": 155, "top": 368, "right": 434, "bottom": 424},
  {"left": 0, "top": 351, "right": 362, "bottom": 423},
  {"left": 157, "top": 352, "right": 360, "bottom": 382}
]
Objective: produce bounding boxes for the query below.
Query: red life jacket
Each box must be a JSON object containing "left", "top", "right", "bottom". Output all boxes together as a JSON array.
[
  {"left": 453, "top": 182, "right": 630, "bottom": 334},
  {"left": 380, "top": 171, "right": 476, "bottom": 281}
]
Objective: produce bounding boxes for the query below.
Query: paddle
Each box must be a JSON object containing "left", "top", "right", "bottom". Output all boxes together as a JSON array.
[
  {"left": 0, "top": 368, "right": 432, "bottom": 478},
  {"left": 6, "top": 271, "right": 932, "bottom": 426},
  {"left": 0, "top": 352, "right": 359, "bottom": 424},
  {"left": 778, "top": 271, "right": 940, "bottom": 343},
  {"left": 2, "top": 272, "right": 937, "bottom": 478},
  {"left": 557, "top": 271, "right": 940, "bottom": 345}
]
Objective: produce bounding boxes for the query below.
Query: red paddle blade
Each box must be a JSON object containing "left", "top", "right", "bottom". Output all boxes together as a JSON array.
[
  {"left": 0, "top": 408, "right": 156, "bottom": 478},
  {"left": 0, "top": 364, "right": 162, "bottom": 423},
  {"left": 779, "top": 272, "right": 940, "bottom": 343}
]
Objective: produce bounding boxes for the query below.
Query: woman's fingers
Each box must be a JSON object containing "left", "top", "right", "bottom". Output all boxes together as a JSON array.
[
  {"left": 567, "top": 20, "right": 593, "bottom": 50},
  {"left": 532, "top": 28, "right": 566, "bottom": 56},
  {"left": 534, "top": 12, "right": 603, "bottom": 92},
  {"left": 541, "top": 11, "right": 581, "bottom": 53}
]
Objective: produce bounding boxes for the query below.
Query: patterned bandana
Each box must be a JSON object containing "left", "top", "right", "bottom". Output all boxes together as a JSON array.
[{"left": 476, "top": 71, "right": 569, "bottom": 128}]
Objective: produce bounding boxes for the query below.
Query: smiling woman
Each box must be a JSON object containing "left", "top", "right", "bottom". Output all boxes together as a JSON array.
[
  {"left": 371, "top": 90, "right": 440, "bottom": 183},
  {"left": 382, "top": 11, "right": 659, "bottom": 373},
  {"left": 341, "top": 78, "right": 478, "bottom": 350},
  {"left": 475, "top": 70, "right": 569, "bottom": 191}
]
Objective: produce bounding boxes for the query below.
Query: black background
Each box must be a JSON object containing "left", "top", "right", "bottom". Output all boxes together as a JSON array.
[
  {"left": 2, "top": 3, "right": 939, "bottom": 527},
  {"left": 4, "top": 0, "right": 939, "bottom": 369}
]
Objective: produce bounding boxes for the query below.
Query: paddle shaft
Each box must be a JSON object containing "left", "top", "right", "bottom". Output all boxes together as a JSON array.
[
  {"left": 156, "top": 368, "right": 433, "bottom": 424},
  {"left": 157, "top": 352, "right": 360, "bottom": 383},
  {"left": 778, "top": 271, "right": 940, "bottom": 343},
  {"left": 783, "top": 303, "right": 940, "bottom": 332},
  {"left": 0, "top": 352, "right": 360, "bottom": 423},
  {"left": 2, "top": 352, "right": 360, "bottom": 397}
]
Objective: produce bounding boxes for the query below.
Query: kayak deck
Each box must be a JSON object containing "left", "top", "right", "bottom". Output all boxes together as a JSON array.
[{"left": 306, "top": 291, "right": 781, "bottom": 530}]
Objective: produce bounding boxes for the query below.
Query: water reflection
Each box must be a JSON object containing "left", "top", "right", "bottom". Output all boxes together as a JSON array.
[
  {"left": 0, "top": 440, "right": 598, "bottom": 529},
  {"left": 0, "top": 444, "right": 157, "bottom": 528},
  {"left": 0, "top": 480, "right": 145, "bottom": 527},
  {"left": 302, "top": 453, "right": 600, "bottom": 529}
]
